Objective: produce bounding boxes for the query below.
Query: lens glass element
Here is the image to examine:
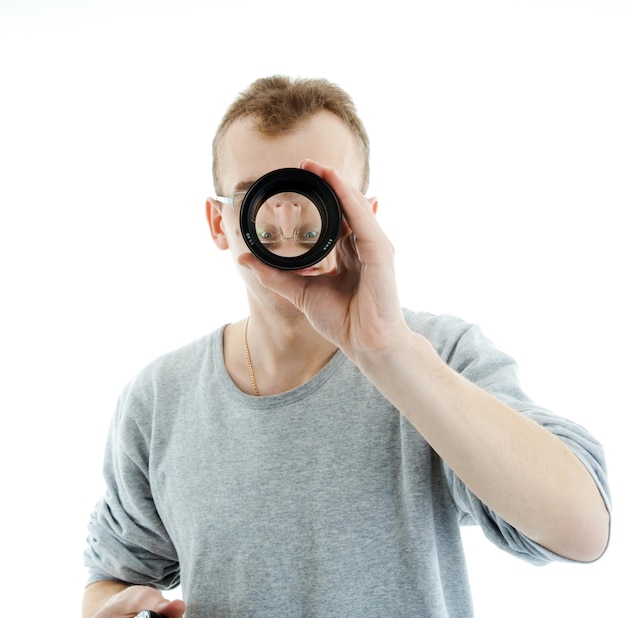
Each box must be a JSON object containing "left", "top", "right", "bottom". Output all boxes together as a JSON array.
[{"left": 254, "top": 192, "right": 322, "bottom": 258}]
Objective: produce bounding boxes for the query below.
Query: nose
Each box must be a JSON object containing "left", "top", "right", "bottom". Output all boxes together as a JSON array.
[{"left": 267, "top": 195, "right": 302, "bottom": 239}]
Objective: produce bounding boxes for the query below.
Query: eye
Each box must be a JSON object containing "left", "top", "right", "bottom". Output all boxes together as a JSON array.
[
  {"left": 299, "top": 229, "right": 319, "bottom": 244},
  {"left": 256, "top": 226, "right": 281, "bottom": 244}
]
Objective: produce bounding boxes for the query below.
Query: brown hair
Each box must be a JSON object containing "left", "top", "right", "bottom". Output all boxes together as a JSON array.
[{"left": 212, "top": 75, "right": 370, "bottom": 194}]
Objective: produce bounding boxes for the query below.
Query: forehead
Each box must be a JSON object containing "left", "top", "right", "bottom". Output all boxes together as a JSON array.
[{"left": 218, "top": 111, "right": 362, "bottom": 193}]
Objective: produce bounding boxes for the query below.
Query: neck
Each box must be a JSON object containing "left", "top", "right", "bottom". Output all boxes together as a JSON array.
[{"left": 225, "top": 311, "right": 338, "bottom": 396}]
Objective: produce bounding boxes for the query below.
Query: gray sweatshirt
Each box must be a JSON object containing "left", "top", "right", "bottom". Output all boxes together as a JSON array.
[{"left": 84, "top": 310, "right": 610, "bottom": 617}]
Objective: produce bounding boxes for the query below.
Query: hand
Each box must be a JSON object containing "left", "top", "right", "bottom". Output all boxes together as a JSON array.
[
  {"left": 238, "top": 159, "right": 408, "bottom": 361},
  {"left": 92, "top": 585, "right": 186, "bottom": 618}
]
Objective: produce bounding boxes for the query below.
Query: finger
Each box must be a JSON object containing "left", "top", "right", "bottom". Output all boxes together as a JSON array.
[
  {"left": 301, "top": 160, "right": 393, "bottom": 271},
  {"left": 157, "top": 599, "right": 186, "bottom": 618},
  {"left": 299, "top": 159, "right": 380, "bottom": 240}
]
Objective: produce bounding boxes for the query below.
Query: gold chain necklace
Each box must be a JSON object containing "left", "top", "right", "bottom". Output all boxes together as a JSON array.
[{"left": 243, "top": 317, "right": 259, "bottom": 396}]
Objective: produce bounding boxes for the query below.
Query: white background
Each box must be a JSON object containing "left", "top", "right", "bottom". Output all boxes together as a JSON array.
[{"left": 0, "top": 0, "right": 623, "bottom": 615}]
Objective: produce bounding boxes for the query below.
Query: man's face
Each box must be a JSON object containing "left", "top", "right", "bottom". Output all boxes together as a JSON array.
[{"left": 207, "top": 111, "right": 364, "bottom": 309}]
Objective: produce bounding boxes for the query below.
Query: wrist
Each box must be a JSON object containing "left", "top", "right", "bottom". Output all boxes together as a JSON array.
[{"left": 354, "top": 326, "right": 445, "bottom": 390}]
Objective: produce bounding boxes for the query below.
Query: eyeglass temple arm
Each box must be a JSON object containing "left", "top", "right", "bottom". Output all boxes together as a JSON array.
[{"left": 214, "top": 195, "right": 234, "bottom": 205}]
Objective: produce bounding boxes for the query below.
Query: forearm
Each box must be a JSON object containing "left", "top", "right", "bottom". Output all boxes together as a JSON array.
[
  {"left": 356, "top": 328, "right": 609, "bottom": 562},
  {"left": 82, "top": 580, "right": 131, "bottom": 618},
  {"left": 83, "top": 579, "right": 186, "bottom": 618}
]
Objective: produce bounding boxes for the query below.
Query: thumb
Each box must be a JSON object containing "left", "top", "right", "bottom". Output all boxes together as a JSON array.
[{"left": 155, "top": 598, "right": 186, "bottom": 618}]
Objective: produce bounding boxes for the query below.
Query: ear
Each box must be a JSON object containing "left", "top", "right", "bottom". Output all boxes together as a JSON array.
[{"left": 205, "top": 198, "right": 230, "bottom": 250}]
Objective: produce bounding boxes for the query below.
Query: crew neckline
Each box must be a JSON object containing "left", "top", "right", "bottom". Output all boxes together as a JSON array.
[{"left": 212, "top": 324, "right": 348, "bottom": 409}]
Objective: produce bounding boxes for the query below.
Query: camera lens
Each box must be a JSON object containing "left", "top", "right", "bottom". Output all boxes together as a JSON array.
[{"left": 239, "top": 168, "right": 342, "bottom": 270}]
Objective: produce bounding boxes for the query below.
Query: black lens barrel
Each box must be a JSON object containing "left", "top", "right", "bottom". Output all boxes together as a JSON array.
[{"left": 239, "top": 168, "right": 342, "bottom": 270}]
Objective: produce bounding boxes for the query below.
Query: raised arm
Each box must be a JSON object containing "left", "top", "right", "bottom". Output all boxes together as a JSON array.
[{"left": 240, "top": 159, "right": 610, "bottom": 562}]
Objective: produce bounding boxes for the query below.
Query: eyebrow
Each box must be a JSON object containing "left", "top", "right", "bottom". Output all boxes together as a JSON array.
[{"left": 232, "top": 179, "right": 257, "bottom": 193}]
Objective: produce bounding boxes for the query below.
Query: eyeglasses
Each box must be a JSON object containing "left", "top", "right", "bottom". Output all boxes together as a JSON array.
[
  {"left": 254, "top": 225, "right": 320, "bottom": 247},
  {"left": 214, "top": 191, "right": 322, "bottom": 248},
  {"left": 215, "top": 192, "right": 247, "bottom": 211}
]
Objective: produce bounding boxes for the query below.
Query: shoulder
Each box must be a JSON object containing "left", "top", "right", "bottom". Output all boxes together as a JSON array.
[
  {"left": 402, "top": 308, "right": 518, "bottom": 380},
  {"left": 147, "top": 328, "right": 221, "bottom": 376},
  {"left": 402, "top": 309, "right": 480, "bottom": 354},
  {"left": 120, "top": 326, "right": 225, "bottom": 404},
  {"left": 403, "top": 309, "right": 471, "bottom": 334}
]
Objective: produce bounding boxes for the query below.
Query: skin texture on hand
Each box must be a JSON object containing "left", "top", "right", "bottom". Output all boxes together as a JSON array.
[{"left": 83, "top": 581, "right": 185, "bottom": 618}]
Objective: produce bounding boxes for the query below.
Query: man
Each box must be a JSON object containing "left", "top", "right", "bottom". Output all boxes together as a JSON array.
[{"left": 83, "top": 76, "right": 611, "bottom": 618}]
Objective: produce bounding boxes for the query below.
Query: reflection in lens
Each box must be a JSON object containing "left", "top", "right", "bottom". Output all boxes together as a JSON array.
[{"left": 254, "top": 192, "right": 322, "bottom": 258}]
